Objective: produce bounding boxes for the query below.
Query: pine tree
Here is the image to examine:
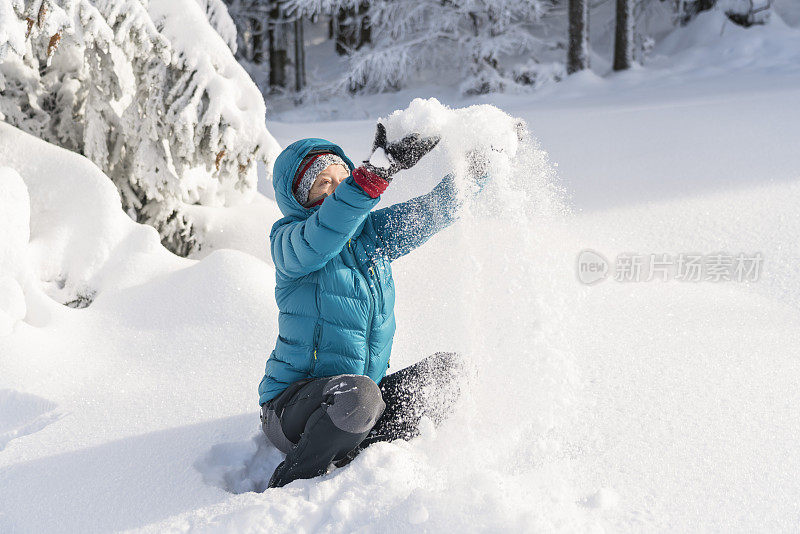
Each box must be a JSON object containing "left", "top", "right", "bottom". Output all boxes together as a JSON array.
[
  {"left": 0, "top": 0, "right": 280, "bottom": 256},
  {"left": 197, "top": 0, "right": 239, "bottom": 52},
  {"left": 333, "top": 1, "right": 370, "bottom": 55},
  {"left": 224, "top": 0, "right": 289, "bottom": 92},
  {"left": 327, "top": 0, "right": 558, "bottom": 96}
]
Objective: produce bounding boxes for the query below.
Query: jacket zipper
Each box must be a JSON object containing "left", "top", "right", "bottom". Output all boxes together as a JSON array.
[
  {"left": 311, "top": 322, "right": 322, "bottom": 373},
  {"left": 369, "top": 264, "right": 384, "bottom": 313},
  {"left": 349, "top": 239, "right": 374, "bottom": 376}
]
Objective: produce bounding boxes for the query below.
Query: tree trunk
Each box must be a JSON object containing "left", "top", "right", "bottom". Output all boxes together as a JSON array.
[
  {"left": 267, "top": 3, "right": 289, "bottom": 89},
  {"left": 253, "top": 18, "right": 265, "bottom": 65},
  {"left": 335, "top": 2, "right": 370, "bottom": 55},
  {"left": 294, "top": 18, "right": 306, "bottom": 92},
  {"left": 335, "top": 7, "right": 354, "bottom": 55},
  {"left": 268, "top": 3, "right": 287, "bottom": 89},
  {"left": 567, "top": 0, "right": 590, "bottom": 74},
  {"left": 360, "top": 9, "right": 371, "bottom": 47},
  {"left": 613, "top": 0, "right": 634, "bottom": 71}
]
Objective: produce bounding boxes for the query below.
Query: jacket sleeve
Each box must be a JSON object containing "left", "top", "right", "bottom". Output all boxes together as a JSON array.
[
  {"left": 271, "top": 176, "right": 380, "bottom": 278},
  {"left": 371, "top": 173, "right": 462, "bottom": 262}
]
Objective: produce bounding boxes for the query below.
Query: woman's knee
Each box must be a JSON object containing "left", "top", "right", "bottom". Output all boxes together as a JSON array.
[
  {"left": 261, "top": 403, "right": 294, "bottom": 454},
  {"left": 323, "top": 375, "right": 386, "bottom": 434}
]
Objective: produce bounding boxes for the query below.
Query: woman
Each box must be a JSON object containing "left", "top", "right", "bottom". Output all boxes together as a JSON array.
[{"left": 259, "top": 124, "right": 471, "bottom": 488}]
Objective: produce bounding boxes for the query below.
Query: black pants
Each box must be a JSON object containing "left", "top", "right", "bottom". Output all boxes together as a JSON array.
[{"left": 261, "top": 352, "right": 462, "bottom": 488}]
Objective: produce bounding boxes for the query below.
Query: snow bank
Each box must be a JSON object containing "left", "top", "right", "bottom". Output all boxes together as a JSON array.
[
  {"left": 0, "top": 120, "right": 277, "bottom": 531},
  {"left": 0, "top": 389, "right": 60, "bottom": 452},
  {"left": 131, "top": 98, "right": 594, "bottom": 533},
  {"left": 0, "top": 121, "right": 185, "bottom": 310},
  {"left": 2, "top": 76, "right": 800, "bottom": 531},
  {"left": 0, "top": 167, "right": 29, "bottom": 335},
  {"left": 655, "top": 7, "right": 800, "bottom": 67},
  {"left": 184, "top": 194, "right": 282, "bottom": 263}
]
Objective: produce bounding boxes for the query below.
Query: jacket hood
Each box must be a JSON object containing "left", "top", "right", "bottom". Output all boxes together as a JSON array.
[{"left": 272, "top": 138, "right": 356, "bottom": 219}]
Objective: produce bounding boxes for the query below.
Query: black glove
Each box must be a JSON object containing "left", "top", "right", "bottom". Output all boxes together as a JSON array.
[
  {"left": 363, "top": 123, "right": 441, "bottom": 181},
  {"left": 466, "top": 149, "right": 489, "bottom": 179}
]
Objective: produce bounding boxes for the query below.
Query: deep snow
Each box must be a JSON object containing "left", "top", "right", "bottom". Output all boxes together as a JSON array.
[{"left": 2, "top": 7, "right": 800, "bottom": 533}]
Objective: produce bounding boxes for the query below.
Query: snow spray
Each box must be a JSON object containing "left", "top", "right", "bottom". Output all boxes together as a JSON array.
[{"left": 369, "top": 98, "right": 590, "bottom": 527}]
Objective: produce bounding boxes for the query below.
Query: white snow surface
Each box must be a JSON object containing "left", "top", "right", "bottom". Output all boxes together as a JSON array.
[{"left": 2, "top": 9, "right": 800, "bottom": 533}]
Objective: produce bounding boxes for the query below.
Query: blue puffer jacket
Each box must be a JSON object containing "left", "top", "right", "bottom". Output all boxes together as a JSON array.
[{"left": 258, "top": 138, "right": 460, "bottom": 405}]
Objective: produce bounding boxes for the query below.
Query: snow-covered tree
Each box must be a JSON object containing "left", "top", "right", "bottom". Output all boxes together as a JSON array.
[
  {"left": 331, "top": 1, "right": 370, "bottom": 55},
  {"left": 224, "top": 0, "right": 267, "bottom": 65},
  {"left": 671, "top": 0, "right": 770, "bottom": 26},
  {"left": 224, "top": 0, "right": 295, "bottom": 93},
  {"left": 196, "top": 0, "right": 239, "bottom": 52},
  {"left": 287, "top": 0, "right": 561, "bottom": 96},
  {"left": 0, "top": 0, "right": 280, "bottom": 256},
  {"left": 724, "top": 0, "right": 770, "bottom": 27}
]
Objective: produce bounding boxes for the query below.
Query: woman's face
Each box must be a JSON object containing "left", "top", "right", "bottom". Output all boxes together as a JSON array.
[{"left": 307, "top": 164, "right": 349, "bottom": 203}]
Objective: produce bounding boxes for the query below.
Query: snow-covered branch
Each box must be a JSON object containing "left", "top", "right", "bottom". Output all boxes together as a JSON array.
[
  {"left": 336, "top": 0, "right": 562, "bottom": 96},
  {"left": 0, "top": 0, "right": 280, "bottom": 256}
]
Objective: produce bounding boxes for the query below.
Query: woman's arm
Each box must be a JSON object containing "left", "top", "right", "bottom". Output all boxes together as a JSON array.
[
  {"left": 373, "top": 150, "right": 493, "bottom": 262},
  {"left": 371, "top": 174, "right": 462, "bottom": 262},
  {"left": 271, "top": 176, "right": 379, "bottom": 278}
]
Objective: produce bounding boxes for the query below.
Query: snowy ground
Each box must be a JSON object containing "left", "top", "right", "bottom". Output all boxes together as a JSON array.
[{"left": 2, "top": 9, "right": 800, "bottom": 533}]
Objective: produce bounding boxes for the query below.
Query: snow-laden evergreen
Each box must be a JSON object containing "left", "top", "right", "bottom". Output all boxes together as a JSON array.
[
  {"left": 0, "top": 0, "right": 280, "bottom": 256},
  {"left": 195, "top": 0, "right": 239, "bottom": 53},
  {"left": 223, "top": 0, "right": 292, "bottom": 96},
  {"left": 287, "top": 0, "right": 564, "bottom": 96}
]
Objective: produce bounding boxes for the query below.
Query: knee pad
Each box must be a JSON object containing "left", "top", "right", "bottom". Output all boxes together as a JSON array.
[{"left": 323, "top": 375, "right": 386, "bottom": 434}]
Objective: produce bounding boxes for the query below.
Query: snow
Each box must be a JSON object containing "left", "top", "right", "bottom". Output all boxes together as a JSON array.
[
  {"left": 378, "top": 98, "right": 524, "bottom": 182},
  {"left": 2, "top": 7, "right": 800, "bottom": 533},
  {"left": 0, "top": 0, "right": 25, "bottom": 61},
  {"left": 373, "top": 97, "right": 565, "bottom": 219},
  {"left": 0, "top": 124, "right": 276, "bottom": 531},
  {"left": 194, "top": 0, "right": 239, "bottom": 54},
  {"left": 0, "top": 122, "right": 186, "bottom": 308},
  {"left": 0, "top": 0, "right": 282, "bottom": 256},
  {"left": 0, "top": 167, "right": 29, "bottom": 335}
]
